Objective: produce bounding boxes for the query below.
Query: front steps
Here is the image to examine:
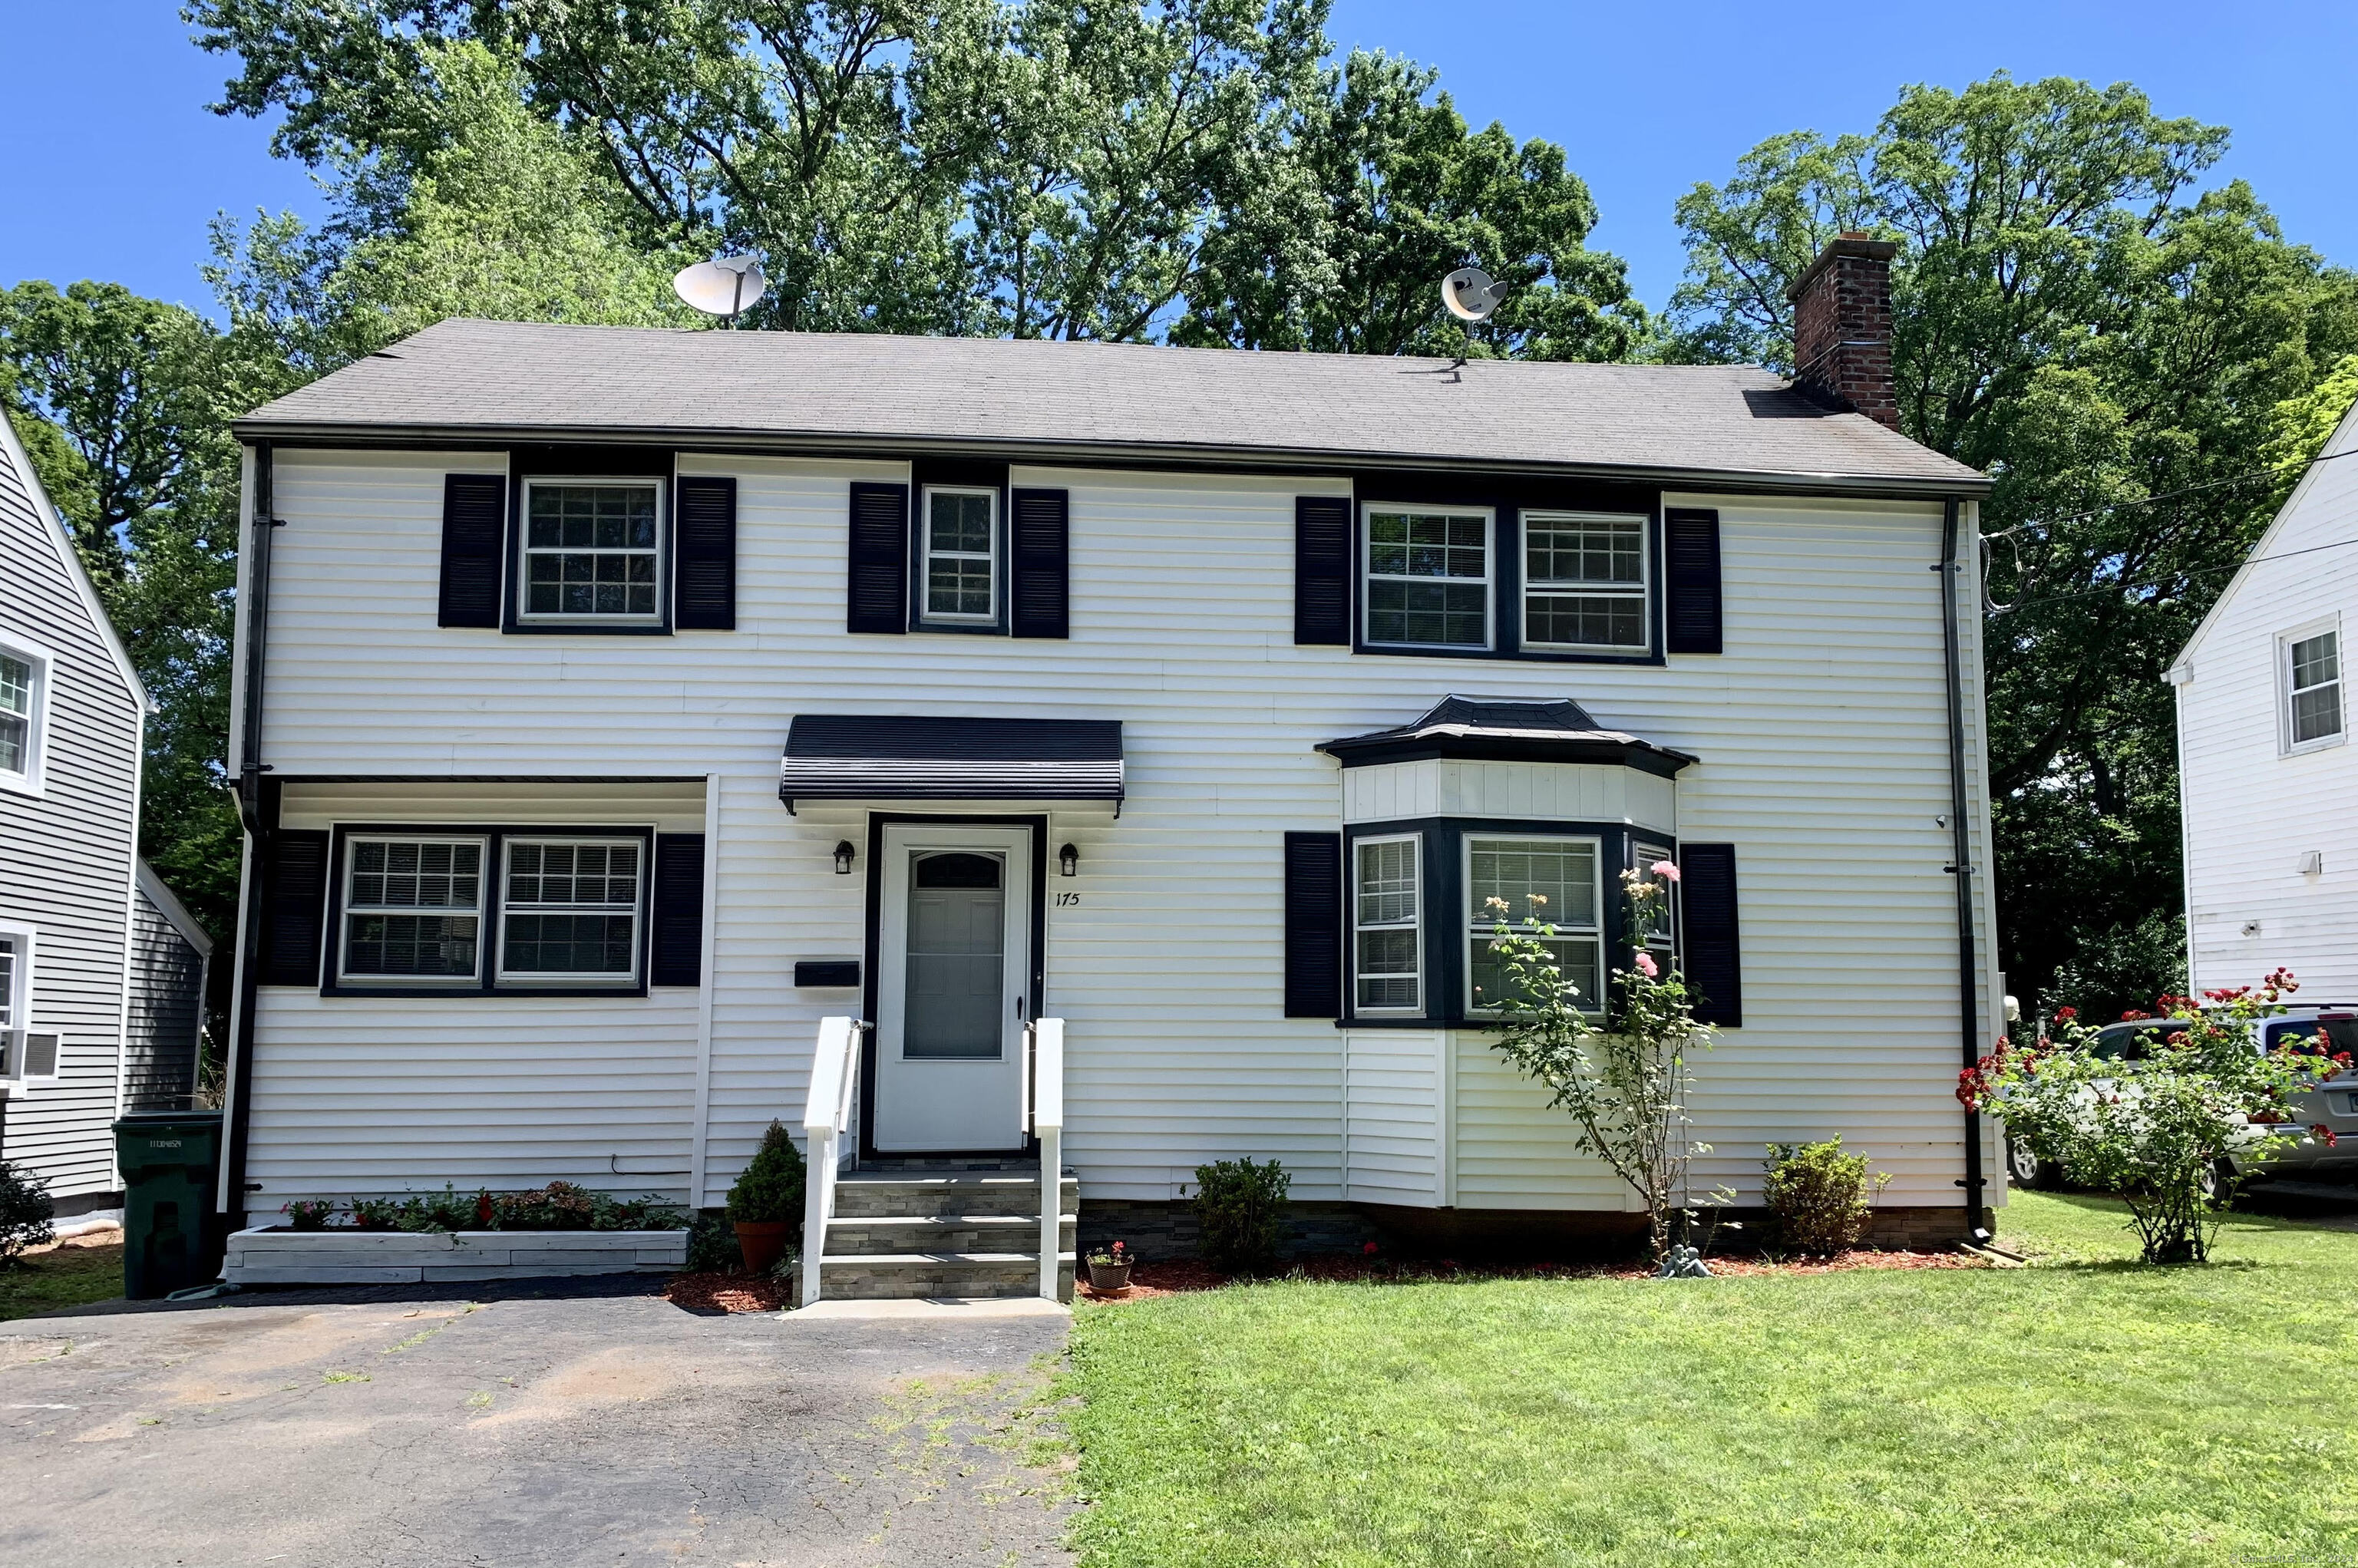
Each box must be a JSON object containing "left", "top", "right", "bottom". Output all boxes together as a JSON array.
[{"left": 811, "top": 1162, "right": 1076, "bottom": 1302}]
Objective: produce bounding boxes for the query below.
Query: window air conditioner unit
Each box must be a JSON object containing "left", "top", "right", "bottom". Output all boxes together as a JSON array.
[{"left": 0, "top": 1029, "right": 61, "bottom": 1087}]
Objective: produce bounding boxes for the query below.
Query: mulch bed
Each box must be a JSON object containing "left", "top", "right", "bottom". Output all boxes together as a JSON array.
[
  {"left": 663, "top": 1272, "right": 794, "bottom": 1313},
  {"left": 1076, "top": 1246, "right": 1983, "bottom": 1303}
]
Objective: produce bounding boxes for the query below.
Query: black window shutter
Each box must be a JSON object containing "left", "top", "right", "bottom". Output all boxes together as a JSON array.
[
  {"left": 674, "top": 477, "right": 737, "bottom": 630},
  {"left": 1664, "top": 508, "right": 1722, "bottom": 655},
  {"left": 650, "top": 834, "right": 706, "bottom": 986},
  {"left": 1680, "top": 843, "right": 1742, "bottom": 1027},
  {"left": 1283, "top": 832, "right": 1344, "bottom": 1018},
  {"left": 259, "top": 830, "right": 332, "bottom": 986},
  {"left": 1294, "top": 497, "right": 1351, "bottom": 645},
  {"left": 847, "top": 482, "right": 910, "bottom": 634},
  {"left": 1010, "top": 487, "right": 1070, "bottom": 639},
  {"left": 437, "top": 474, "right": 507, "bottom": 628}
]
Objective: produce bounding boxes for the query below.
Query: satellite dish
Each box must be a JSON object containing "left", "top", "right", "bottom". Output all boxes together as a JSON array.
[
  {"left": 673, "top": 255, "right": 768, "bottom": 322},
  {"left": 1441, "top": 266, "right": 1509, "bottom": 323}
]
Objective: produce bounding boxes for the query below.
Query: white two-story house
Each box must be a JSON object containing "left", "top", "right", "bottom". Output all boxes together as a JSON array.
[{"left": 220, "top": 236, "right": 2000, "bottom": 1298}]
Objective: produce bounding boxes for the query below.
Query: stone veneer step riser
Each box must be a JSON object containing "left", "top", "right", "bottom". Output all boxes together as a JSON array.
[
  {"left": 831, "top": 1175, "right": 1078, "bottom": 1220},
  {"left": 817, "top": 1259, "right": 1077, "bottom": 1302},
  {"left": 825, "top": 1219, "right": 1075, "bottom": 1259}
]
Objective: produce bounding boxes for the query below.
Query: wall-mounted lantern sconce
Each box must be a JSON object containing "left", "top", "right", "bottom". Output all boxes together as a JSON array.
[
  {"left": 834, "top": 840, "right": 856, "bottom": 875},
  {"left": 1058, "top": 843, "right": 1079, "bottom": 877}
]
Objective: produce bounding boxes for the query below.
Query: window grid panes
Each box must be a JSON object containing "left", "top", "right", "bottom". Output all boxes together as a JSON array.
[
  {"left": 1524, "top": 513, "right": 1648, "bottom": 650},
  {"left": 923, "top": 489, "right": 997, "bottom": 622},
  {"left": 523, "top": 482, "right": 661, "bottom": 620},
  {"left": 1468, "top": 837, "right": 1602, "bottom": 1014},
  {"left": 1366, "top": 509, "right": 1489, "bottom": 648},
  {"left": 0, "top": 935, "right": 17, "bottom": 1028},
  {"left": 343, "top": 839, "right": 484, "bottom": 979},
  {"left": 1634, "top": 843, "right": 1677, "bottom": 952},
  {"left": 1354, "top": 837, "right": 1422, "bottom": 1012},
  {"left": 500, "top": 840, "right": 641, "bottom": 979},
  {"left": 0, "top": 652, "right": 32, "bottom": 776},
  {"left": 2290, "top": 629, "right": 2343, "bottom": 746}
]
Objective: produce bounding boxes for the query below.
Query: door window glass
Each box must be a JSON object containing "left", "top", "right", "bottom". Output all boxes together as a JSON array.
[{"left": 904, "top": 851, "right": 1006, "bottom": 1058}]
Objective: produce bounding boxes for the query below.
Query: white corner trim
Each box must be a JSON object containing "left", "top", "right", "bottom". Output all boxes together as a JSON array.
[{"left": 135, "top": 859, "right": 216, "bottom": 958}]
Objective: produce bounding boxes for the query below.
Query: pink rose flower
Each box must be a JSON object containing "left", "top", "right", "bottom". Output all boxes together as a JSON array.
[
  {"left": 1633, "top": 950, "right": 1659, "bottom": 978},
  {"left": 1651, "top": 860, "right": 1680, "bottom": 882}
]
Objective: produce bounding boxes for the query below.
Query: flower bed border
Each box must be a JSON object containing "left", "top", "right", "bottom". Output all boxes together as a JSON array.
[{"left": 224, "top": 1225, "right": 686, "bottom": 1286}]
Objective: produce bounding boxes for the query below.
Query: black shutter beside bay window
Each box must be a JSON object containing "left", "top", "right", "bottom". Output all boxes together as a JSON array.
[
  {"left": 674, "top": 477, "right": 737, "bottom": 629},
  {"left": 1664, "top": 508, "right": 1723, "bottom": 655},
  {"left": 1294, "top": 496, "right": 1352, "bottom": 645},
  {"left": 650, "top": 834, "right": 706, "bottom": 986},
  {"left": 437, "top": 474, "right": 507, "bottom": 628},
  {"left": 1680, "top": 843, "right": 1742, "bottom": 1027},
  {"left": 847, "top": 481, "right": 911, "bottom": 634},
  {"left": 1010, "top": 488, "right": 1070, "bottom": 639},
  {"left": 1283, "top": 832, "right": 1344, "bottom": 1018},
  {"left": 259, "top": 830, "right": 333, "bottom": 986}
]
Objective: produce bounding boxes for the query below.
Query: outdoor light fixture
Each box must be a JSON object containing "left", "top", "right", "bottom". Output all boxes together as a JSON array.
[
  {"left": 1059, "top": 843, "right": 1078, "bottom": 877},
  {"left": 834, "top": 840, "right": 855, "bottom": 875}
]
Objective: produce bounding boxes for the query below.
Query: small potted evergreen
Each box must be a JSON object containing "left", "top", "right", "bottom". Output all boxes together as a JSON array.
[
  {"left": 728, "top": 1121, "right": 806, "bottom": 1274},
  {"left": 1085, "top": 1240, "right": 1132, "bottom": 1292}
]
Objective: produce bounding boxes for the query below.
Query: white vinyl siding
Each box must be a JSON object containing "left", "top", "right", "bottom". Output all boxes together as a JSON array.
[
  {"left": 497, "top": 837, "right": 642, "bottom": 984},
  {"left": 1465, "top": 835, "right": 1602, "bottom": 1015},
  {"left": 520, "top": 479, "right": 663, "bottom": 624},
  {"left": 1352, "top": 836, "right": 1422, "bottom": 1013},
  {"left": 920, "top": 487, "right": 998, "bottom": 624},
  {"left": 2284, "top": 625, "right": 2343, "bottom": 751},
  {"left": 1363, "top": 506, "right": 1491, "bottom": 649},
  {"left": 1523, "top": 512, "right": 1648, "bottom": 652},
  {"left": 340, "top": 837, "right": 485, "bottom": 983}
]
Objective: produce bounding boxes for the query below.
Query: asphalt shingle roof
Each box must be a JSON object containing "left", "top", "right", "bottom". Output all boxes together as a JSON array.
[{"left": 236, "top": 319, "right": 1986, "bottom": 494}]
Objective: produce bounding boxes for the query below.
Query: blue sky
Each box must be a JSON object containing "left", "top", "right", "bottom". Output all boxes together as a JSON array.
[{"left": 2, "top": 0, "right": 2352, "bottom": 319}]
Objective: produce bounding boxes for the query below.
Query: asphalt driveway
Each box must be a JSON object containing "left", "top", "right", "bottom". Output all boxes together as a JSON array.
[{"left": 0, "top": 1278, "right": 1075, "bottom": 1567}]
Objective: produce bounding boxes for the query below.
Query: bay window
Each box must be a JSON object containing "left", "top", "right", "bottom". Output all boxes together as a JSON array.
[
  {"left": 1353, "top": 836, "right": 1422, "bottom": 1012},
  {"left": 1466, "top": 836, "right": 1603, "bottom": 1015}
]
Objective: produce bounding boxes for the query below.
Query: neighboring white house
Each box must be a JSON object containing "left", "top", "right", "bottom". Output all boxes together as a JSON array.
[
  {"left": 219, "top": 236, "right": 2002, "bottom": 1293},
  {"left": 2171, "top": 396, "right": 2358, "bottom": 998}
]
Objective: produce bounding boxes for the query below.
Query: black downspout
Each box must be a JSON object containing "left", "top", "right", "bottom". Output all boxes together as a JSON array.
[
  {"left": 222, "top": 442, "right": 277, "bottom": 1221},
  {"left": 1939, "top": 497, "right": 1989, "bottom": 1238}
]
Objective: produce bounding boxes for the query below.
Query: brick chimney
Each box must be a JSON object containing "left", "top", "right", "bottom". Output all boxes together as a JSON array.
[{"left": 1786, "top": 232, "right": 1900, "bottom": 428}]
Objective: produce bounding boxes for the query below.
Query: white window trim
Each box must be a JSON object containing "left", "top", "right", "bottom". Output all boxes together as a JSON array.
[
  {"left": 516, "top": 476, "right": 669, "bottom": 627},
  {"left": 918, "top": 485, "right": 1001, "bottom": 626},
  {"left": 1521, "top": 510, "right": 1652, "bottom": 654},
  {"left": 337, "top": 833, "right": 490, "bottom": 987},
  {"left": 1462, "top": 833, "right": 1605, "bottom": 1017},
  {"left": 1361, "top": 503, "right": 1495, "bottom": 652},
  {"left": 0, "top": 633, "right": 54, "bottom": 798},
  {"left": 1352, "top": 834, "right": 1424, "bottom": 1015},
  {"left": 494, "top": 834, "right": 646, "bottom": 988},
  {"left": 2279, "top": 616, "right": 2346, "bottom": 756},
  {"left": 0, "top": 918, "right": 35, "bottom": 1032}
]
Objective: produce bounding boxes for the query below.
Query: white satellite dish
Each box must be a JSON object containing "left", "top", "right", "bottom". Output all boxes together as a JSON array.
[
  {"left": 1441, "top": 266, "right": 1509, "bottom": 323},
  {"left": 673, "top": 255, "right": 768, "bottom": 322}
]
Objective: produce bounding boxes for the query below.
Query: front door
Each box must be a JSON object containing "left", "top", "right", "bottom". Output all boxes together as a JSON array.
[{"left": 873, "top": 823, "right": 1033, "bottom": 1152}]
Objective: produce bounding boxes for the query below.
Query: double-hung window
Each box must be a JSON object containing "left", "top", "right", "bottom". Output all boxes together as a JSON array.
[
  {"left": 340, "top": 837, "right": 485, "bottom": 983},
  {"left": 499, "top": 838, "right": 642, "bottom": 985},
  {"left": 0, "top": 926, "right": 27, "bottom": 1030},
  {"left": 1353, "top": 837, "right": 1422, "bottom": 1012},
  {"left": 1466, "top": 836, "right": 1602, "bottom": 1015},
  {"left": 1364, "top": 507, "right": 1491, "bottom": 650},
  {"left": 520, "top": 479, "right": 664, "bottom": 625},
  {"left": 2285, "top": 626, "right": 2343, "bottom": 750},
  {"left": 0, "top": 640, "right": 48, "bottom": 793},
  {"left": 921, "top": 487, "right": 998, "bottom": 625},
  {"left": 1524, "top": 511, "right": 1648, "bottom": 652},
  {"left": 1633, "top": 841, "right": 1677, "bottom": 966}
]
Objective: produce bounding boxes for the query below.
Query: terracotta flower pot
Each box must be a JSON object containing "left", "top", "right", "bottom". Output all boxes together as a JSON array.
[
  {"left": 1087, "top": 1261, "right": 1132, "bottom": 1292},
  {"left": 734, "top": 1220, "right": 792, "bottom": 1275}
]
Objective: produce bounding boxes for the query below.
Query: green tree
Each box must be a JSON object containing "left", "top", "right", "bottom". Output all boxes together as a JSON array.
[{"left": 1669, "top": 74, "right": 2358, "bottom": 1018}]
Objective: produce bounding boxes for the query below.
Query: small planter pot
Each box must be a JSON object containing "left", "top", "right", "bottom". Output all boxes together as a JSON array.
[
  {"left": 735, "top": 1220, "right": 793, "bottom": 1276},
  {"left": 1087, "top": 1261, "right": 1133, "bottom": 1292}
]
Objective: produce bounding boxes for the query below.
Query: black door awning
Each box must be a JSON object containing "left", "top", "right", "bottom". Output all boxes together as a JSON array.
[{"left": 781, "top": 715, "right": 1125, "bottom": 810}]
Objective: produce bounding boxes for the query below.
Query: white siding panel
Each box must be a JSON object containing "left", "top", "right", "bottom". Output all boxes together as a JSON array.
[{"left": 1342, "top": 1029, "right": 1442, "bottom": 1205}]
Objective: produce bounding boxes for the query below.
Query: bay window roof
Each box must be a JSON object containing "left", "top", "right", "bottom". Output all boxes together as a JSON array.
[{"left": 1316, "top": 695, "right": 1696, "bottom": 778}]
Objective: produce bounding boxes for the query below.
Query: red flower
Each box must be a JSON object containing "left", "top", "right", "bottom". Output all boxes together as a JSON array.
[
  {"left": 2312, "top": 1125, "right": 2340, "bottom": 1147},
  {"left": 1362, "top": 1240, "right": 1379, "bottom": 1256},
  {"left": 2053, "top": 1006, "right": 2077, "bottom": 1022},
  {"left": 2122, "top": 1009, "right": 2151, "bottom": 1022},
  {"left": 475, "top": 1191, "right": 495, "bottom": 1226}
]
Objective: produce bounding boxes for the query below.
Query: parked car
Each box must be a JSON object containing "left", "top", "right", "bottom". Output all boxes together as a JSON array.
[{"left": 2003, "top": 1008, "right": 2358, "bottom": 1191}]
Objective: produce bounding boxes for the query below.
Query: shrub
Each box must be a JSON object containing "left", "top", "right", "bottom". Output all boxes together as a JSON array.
[
  {"left": 1193, "top": 1157, "right": 1290, "bottom": 1273},
  {"left": 348, "top": 1197, "right": 401, "bottom": 1231},
  {"left": 0, "top": 1160, "right": 55, "bottom": 1266},
  {"left": 1763, "top": 1138, "right": 1887, "bottom": 1255},
  {"left": 497, "top": 1180, "right": 596, "bottom": 1230},
  {"left": 728, "top": 1121, "right": 807, "bottom": 1226},
  {"left": 282, "top": 1198, "right": 339, "bottom": 1232},
  {"left": 590, "top": 1193, "right": 682, "bottom": 1231},
  {"left": 685, "top": 1210, "right": 738, "bottom": 1272},
  {"left": 395, "top": 1186, "right": 490, "bottom": 1233}
]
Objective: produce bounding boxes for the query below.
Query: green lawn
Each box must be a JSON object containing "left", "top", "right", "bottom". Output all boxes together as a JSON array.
[
  {"left": 0, "top": 1242, "right": 124, "bottom": 1322},
  {"left": 1061, "top": 1193, "right": 2358, "bottom": 1566}
]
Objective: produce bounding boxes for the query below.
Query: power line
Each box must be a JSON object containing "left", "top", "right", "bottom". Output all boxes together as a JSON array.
[
  {"left": 1992, "top": 534, "right": 2358, "bottom": 613},
  {"left": 1980, "top": 444, "right": 2358, "bottom": 541}
]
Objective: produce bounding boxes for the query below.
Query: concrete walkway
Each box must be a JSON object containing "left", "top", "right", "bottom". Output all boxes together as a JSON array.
[{"left": 0, "top": 1277, "right": 1075, "bottom": 1566}]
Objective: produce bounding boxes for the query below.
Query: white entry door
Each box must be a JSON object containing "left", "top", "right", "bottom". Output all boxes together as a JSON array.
[{"left": 873, "top": 823, "right": 1033, "bottom": 1152}]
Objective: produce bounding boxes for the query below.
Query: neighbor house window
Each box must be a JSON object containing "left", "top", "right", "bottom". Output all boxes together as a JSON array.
[
  {"left": 0, "top": 926, "right": 27, "bottom": 1028},
  {"left": 1466, "top": 836, "right": 1601, "bottom": 1014},
  {"left": 2286, "top": 626, "right": 2343, "bottom": 749},
  {"left": 1364, "top": 507, "right": 1491, "bottom": 649},
  {"left": 921, "top": 487, "right": 998, "bottom": 624},
  {"left": 1353, "top": 836, "right": 1422, "bottom": 1012},
  {"left": 1524, "top": 512, "right": 1648, "bottom": 651},
  {"left": 340, "top": 837, "right": 485, "bottom": 982},
  {"left": 520, "top": 479, "right": 664, "bottom": 623},
  {"left": 498, "top": 838, "right": 642, "bottom": 984},
  {"left": 0, "top": 642, "right": 48, "bottom": 791}
]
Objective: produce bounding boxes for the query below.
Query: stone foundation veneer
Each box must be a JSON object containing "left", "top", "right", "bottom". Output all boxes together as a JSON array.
[{"left": 224, "top": 1226, "right": 687, "bottom": 1286}]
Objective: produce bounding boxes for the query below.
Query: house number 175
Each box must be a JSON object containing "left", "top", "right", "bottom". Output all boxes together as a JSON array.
[{"left": 1055, "top": 892, "right": 1081, "bottom": 906}]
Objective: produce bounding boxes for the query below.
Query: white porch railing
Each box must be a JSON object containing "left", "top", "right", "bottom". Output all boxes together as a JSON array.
[
  {"left": 1024, "top": 1017, "right": 1065, "bottom": 1301},
  {"left": 800, "top": 1015, "right": 865, "bottom": 1309}
]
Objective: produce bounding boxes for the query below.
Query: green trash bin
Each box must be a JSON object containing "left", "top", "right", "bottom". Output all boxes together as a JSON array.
[{"left": 113, "top": 1111, "right": 225, "bottom": 1299}]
